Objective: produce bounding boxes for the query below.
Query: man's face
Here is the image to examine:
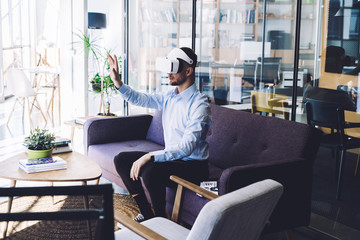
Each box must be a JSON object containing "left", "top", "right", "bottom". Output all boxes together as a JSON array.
[{"left": 168, "top": 66, "right": 189, "bottom": 86}]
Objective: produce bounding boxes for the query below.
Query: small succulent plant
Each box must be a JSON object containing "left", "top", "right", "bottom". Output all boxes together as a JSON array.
[{"left": 24, "top": 128, "right": 56, "bottom": 150}]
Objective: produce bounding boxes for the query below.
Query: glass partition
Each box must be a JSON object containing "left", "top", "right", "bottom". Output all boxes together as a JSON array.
[
  {"left": 191, "top": 0, "right": 320, "bottom": 123},
  {"left": 128, "top": 0, "right": 179, "bottom": 115}
]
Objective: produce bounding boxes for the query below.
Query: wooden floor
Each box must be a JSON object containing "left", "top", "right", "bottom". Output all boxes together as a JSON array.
[{"left": 0, "top": 94, "right": 356, "bottom": 240}]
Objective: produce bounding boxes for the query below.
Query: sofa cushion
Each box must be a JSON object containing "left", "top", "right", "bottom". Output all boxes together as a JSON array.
[
  {"left": 146, "top": 111, "right": 165, "bottom": 146},
  {"left": 207, "top": 104, "right": 317, "bottom": 169},
  {"left": 88, "top": 140, "right": 164, "bottom": 177}
]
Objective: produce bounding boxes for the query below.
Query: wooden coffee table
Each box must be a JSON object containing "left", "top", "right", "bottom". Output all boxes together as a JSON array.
[{"left": 0, "top": 151, "right": 102, "bottom": 238}]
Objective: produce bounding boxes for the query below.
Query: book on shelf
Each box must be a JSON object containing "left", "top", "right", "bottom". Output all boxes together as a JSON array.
[
  {"left": 19, "top": 156, "right": 67, "bottom": 173},
  {"left": 199, "top": 181, "right": 218, "bottom": 195},
  {"left": 75, "top": 116, "right": 98, "bottom": 125}
]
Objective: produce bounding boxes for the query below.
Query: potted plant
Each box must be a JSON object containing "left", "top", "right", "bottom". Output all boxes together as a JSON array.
[
  {"left": 24, "top": 128, "right": 56, "bottom": 159},
  {"left": 73, "top": 31, "right": 121, "bottom": 116}
]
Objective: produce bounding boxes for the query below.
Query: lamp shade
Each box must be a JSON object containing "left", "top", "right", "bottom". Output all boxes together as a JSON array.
[{"left": 88, "top": 12, "right": 107, "bottom": 29}]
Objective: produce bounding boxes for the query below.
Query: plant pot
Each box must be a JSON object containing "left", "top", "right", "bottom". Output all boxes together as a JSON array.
[{"left": 28, "top": 149, "right": 53, "bottom": 159}]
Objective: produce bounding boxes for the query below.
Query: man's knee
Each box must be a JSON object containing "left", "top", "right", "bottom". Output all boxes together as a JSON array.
[
  {"left": 141, "top": 163, "right": 164, "bottom": 185},
  {"left": 114, "top": 152, "right": 126, "bottom": 169}
]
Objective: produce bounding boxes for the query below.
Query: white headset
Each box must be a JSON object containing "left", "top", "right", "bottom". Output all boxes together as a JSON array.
[{"left": 156, "top": 48, "right": 194, "bottom": 74}]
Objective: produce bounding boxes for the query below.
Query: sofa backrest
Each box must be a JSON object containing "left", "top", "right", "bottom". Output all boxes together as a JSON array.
[
  {"left": 146, "top": 110, "right": 165, "bottom": 146},
  {"left": 206, "top": 104, "right": 321, "bottom": 169},
  {"left": 145, "top": 105, "right": 320, "bottom": 170}
]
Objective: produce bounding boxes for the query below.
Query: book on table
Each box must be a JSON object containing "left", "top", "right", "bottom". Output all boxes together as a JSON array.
[
  {"left": 18, "top": 156, "right": 67, "bottom": 173},
  {"left": 53, "top": 145, "right": 72, "bottom": 154},
  {"left": 53, "top": 136, "right": 72, "bottom": 154},
  {"left": 55, "top": 136, "right": 71, "bottom": 145}
]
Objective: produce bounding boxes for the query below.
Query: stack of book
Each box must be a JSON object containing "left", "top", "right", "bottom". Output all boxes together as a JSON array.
[
  {"left": 75, "top": 116, "right": 98, "bottom": 125},
  {"left": 19, "top": 156, "right": 67, "bottom": 173},
  {"left": 53, "top": 136, "right": 72, "bottom": 154}
]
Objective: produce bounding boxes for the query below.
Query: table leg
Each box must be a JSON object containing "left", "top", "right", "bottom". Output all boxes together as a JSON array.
[
  {"left": 82, "top": 181, "right": 92, "bottom": 240},
  {"left": 57, "top": 74, "right": 61, "bottom": 122},
  {"left": 47, "top": 74, "right": 55, "bottom": 113},
  {"left": 70, "top": 126, "right": 75, "bottom": 144},
  {"left": 50, "top": 182, "right": 55, "bottom": 204},
  {"left": 3, "top": 180, "right": 16, "bottom": 239}
]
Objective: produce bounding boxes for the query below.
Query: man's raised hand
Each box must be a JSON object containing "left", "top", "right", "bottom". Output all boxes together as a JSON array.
[{"left": 107, "top": 54, "right": 122, "bottom": 89}]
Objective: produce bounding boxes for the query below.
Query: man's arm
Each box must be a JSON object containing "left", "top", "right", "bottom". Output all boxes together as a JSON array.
[
  {"left": 118, "top": 84, "right": 164, "bottom": 110},
  {"left": 108, "top": 54, "right": 164, "bottom": 110},
  {"left": 151, "top": 102, "right": 211, "bottom": 162}
]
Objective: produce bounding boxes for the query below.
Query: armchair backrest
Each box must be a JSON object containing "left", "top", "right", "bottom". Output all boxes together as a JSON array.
[{"left": 187, "top": 179, "right": 283, "bottom": 240}]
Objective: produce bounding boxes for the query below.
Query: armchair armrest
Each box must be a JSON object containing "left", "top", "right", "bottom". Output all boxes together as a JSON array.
[
  {"left": 114, "top": 212, "right": 167, "bottom": 240},
  {"left": 169, "top": 175, "right": 218, "bottom": 223},
  {"left": 83, "top": 114, "right": 153, "bottom": 155},
  {"left": 114, "top": 175, "right": 218, "bottom": 239}
]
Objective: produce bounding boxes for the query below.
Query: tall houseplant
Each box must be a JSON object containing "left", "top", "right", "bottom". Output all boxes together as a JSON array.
[{"left": 73, "top": 31, "right": 121, "bottom": 116}]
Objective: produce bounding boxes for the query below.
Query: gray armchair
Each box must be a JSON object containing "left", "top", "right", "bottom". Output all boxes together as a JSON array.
[{"left": 114, "top": 176, "right": 283, "bottom": 240}]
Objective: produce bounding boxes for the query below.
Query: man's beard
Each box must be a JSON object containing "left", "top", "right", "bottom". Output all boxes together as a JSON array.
[{"left": 169, "top": 77, "right": 186, "bottom": 86}]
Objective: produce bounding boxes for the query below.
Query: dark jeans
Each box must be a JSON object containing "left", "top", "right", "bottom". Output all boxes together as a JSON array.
[{"left": 114, "top": 151, "right": 208, "bottom": 217}]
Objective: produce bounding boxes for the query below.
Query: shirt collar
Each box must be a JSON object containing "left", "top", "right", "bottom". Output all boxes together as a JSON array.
[{"left": 173, "top": 83, "right": 197, "bottom": 102}]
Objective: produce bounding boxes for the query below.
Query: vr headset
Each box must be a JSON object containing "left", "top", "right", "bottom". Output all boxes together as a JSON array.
[{"left": 156, "top": 48, "right": 194, "bottom": 74}]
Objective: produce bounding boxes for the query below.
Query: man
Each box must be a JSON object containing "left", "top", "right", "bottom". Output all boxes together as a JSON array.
[{"left": 108, "top": 47, "right": 211, "bottom": 222}]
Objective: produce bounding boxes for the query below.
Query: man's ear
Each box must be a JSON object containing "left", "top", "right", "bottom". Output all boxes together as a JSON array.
[{"left": 186, "top": 67, "right": 193, "bottom": 77}]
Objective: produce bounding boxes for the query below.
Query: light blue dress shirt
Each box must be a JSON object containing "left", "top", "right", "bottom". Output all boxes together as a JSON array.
[{"left": 118, "top": 83, "right": 211, "bottom": 162}]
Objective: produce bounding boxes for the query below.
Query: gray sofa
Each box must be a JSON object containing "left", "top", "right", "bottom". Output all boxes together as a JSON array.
[{"left": 84, "top": 103, "right": 321, "bottom": 233}]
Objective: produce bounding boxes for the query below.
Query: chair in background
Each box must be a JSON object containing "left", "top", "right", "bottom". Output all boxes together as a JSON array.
[
  {"left": 251, "top": 90, "right": 290, "bottom": 120},
  {"left": 254, "top": 57, "right": 282, "bottom": 88},
  {"left": 0, "top": 184, "right": 114, "bottom": 240},
  {"left": 114, "top": 176, "right": 283, "bottom": 240},
  {"left": 325, "top": 46, "right": 346, "bottom": 73},
  {"left": 305, "top": 98, "right": 360, "bottom": 199},
  {"left": 241, "top": 61, "right": 257, "bottom": 88},
  {"left": 6, "top": 68, "right": 47, "bottom": 125},
  {"left": 336, "top": 84, "right": 358, "bottom": 109},
  {"left": 213, "top": 87, "right": 228, "bottom": 105},
  {"left": 324, "top": 46, "right": 355, "bottom": 74}
]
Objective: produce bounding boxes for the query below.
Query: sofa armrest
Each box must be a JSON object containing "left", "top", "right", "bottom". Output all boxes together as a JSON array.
[
  {"left": 218, "top": 158, "right": 313, "bottom": 231},
  {"left": 219, "top": 158, "right": 312, "bottom": 195},
  {"left": 83, "top": 114, "right": 153, "bottom": 155}
]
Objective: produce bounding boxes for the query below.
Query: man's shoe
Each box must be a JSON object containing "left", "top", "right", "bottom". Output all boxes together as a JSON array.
[{"left": 133, "top": 213, "right": 145, "bottom": 222}]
